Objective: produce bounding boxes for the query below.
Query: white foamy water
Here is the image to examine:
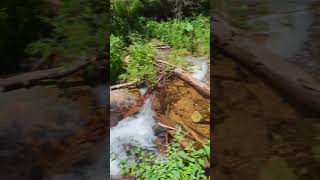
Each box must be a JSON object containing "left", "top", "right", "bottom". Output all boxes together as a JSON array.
[
  {"left": 192, "top": 60, "right": 208, "bottom": 81},
  {"left": 110, "top": 99, "right": 156, "bottom": 177},
  {"left": 139, "top": 87, "right": 147, "bottom": 96}
]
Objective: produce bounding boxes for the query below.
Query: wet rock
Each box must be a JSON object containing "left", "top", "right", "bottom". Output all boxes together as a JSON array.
[{"left": 110, "top": 89, "right": 140, "bottom": 127}]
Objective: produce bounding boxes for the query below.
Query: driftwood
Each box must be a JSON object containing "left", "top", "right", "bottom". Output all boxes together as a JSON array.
[
  {"left": 213, "top": 16, "right": 320, "bottom": 113},
  {"left": 0, "top": 59, "right": 90, "bottom": 91},
  {"left": 156, "top": 60, "right": 210, "bottom": 99}
]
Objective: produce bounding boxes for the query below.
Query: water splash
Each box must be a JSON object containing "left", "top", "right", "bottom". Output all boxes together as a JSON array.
[{"left": 110, "top": 99, "right": 156, "bottom": 177}]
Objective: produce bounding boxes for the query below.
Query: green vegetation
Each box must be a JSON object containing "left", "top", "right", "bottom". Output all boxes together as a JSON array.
[
  {"left": 146, "top": 16, "right": 210, "bottom": 54},
  {"left": 214, "top": 0, "right": 269, "bottom": 30},
  {"left": 120, "top": 42, "right": 157, "bottom": 84},
  {"left": 110, "top": 0, "right": 210, "bottom": 84},
  {"left": 110, "top": 35, "right": 125, "bottom": 81},
  {"left": 27, "top": 0, "right": 108, "bottom": 62},
  {"left": 0, "top": 0, "right": 49, "bottom": 74},
  {"left": 119, "top": 127, "right": 210, "bottom": 180}
]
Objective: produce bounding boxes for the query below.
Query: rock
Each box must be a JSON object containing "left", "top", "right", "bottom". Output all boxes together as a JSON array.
[{"left": 191, "top": 111, "right": 203, "bottom": 123}]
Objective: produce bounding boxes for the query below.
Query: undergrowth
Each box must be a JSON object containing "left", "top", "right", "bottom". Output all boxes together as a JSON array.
[{"left": 119, "top": 127, "right": 210, "bottom": 180}]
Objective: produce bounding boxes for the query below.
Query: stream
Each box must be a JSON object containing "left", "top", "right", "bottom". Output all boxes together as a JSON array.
[
  {"left": 0, "top": 77, "right": 107, "bottom": 180},
  {"left": 109, "top": 54, "right": 210, "bottom": 179}
]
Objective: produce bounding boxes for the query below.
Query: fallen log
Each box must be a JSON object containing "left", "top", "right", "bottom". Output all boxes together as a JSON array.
[
  {"left": 173, "top": 68, "right": 210, "bottom": 99},
  {"left": 0, "top": 58, "right": 90, "bottom": 91},
  {"left": 212, "top": 16, "right": 320, "bottom": 113},
  {"left": 110, "top": 81, "right": 138, "bottom": 91},
  {"left": 156, "top": 60, "right": 210, "bottom": 99}
]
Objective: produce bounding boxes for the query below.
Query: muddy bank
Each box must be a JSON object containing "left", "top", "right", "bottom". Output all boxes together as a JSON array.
[
  {"left": 212, "top": 54, "right": 320, "bottom": 180},
  {"left": 0, "top": 80, "right": 107, "bottom": 180}
]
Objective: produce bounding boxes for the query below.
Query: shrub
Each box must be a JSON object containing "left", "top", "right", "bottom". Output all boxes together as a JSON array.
[
  {"left": 120, "top": 127, "right": 210, "bottom": 179},
  {"left": 120, "top": 41, "right": 156, "bottom": 84},
  {"left": 110, "top": 35, "right": 125, "bottom": 82},
  {"left": 146, "top": 15, "right": 209, "bottom": 55}
]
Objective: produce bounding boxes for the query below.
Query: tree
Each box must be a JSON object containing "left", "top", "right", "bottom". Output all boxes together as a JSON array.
[{"left": 27, "top": 0, "right": 109, "bottom": 63}]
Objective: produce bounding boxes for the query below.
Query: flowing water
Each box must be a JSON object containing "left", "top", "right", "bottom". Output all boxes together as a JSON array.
[
  {"left": 109, "top": 55, "right": 210, "bottom": 178},
  {"left": 0, "top": 80, "right": 107, "bottom": 180},
  {"left": 110, "top": 98, "right": 156, "bottom": 178}
]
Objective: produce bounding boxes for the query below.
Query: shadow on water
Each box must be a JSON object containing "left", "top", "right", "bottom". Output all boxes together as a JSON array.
[{"left": 0, "top": 81, "right": 107, "bottom": 180}]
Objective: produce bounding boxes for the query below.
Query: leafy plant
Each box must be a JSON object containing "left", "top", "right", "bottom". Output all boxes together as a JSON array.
[
  {"left": 110, "top": 35, "right": 125, "bottom": 82},
  {"left": 146, "top": 15, "right": 209, "bottom": 54},
  {"left": 120, "top": 127, "right": 210, "bottom": 180},
  {"left": 120, "top": 41, "right": 156, "bottom": 84},
  {"left": 27, "top": 0, "right": 108, "bottom": 62}
]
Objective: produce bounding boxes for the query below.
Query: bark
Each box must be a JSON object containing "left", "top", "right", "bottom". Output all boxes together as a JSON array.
[
  {"left": 0, "top": 59, "right": 89, "bottom": 91},
  {"left": 173, "top": 68, "right": 210, "bottom": 99},
  {"left": 156, "top": 60, "right": 210, "bottom": 98},
  {"left": 212, "top": 16, "right": 320, "bottom": 113}
]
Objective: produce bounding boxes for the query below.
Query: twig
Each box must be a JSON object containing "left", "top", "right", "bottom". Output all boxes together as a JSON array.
[{"left": 157, "top": 122, "right": 177, "bottom": 130}]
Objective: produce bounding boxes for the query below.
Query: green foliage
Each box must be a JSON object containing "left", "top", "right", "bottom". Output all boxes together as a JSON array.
[
  {"left": 120, "top": 127, "right": 210, "bottom": 180},
  {"left": 27, "top": 0, "right": 108, "bottom": 62},
  {"left": 146, "top": 15, "right": 209, "bottom": 54},
  {"left": 0, "top": 0, "right": 48, "bottom": 74},
  {"left": 214, "top": 0, "right": 269, "bottom": 30},
  {"left": 111, "top": 0, "right": 143, "bottom": 26},
  {"left": 110, "top": 35, "right": 125, "bottom": 82},
  {"left": 120, "top": 41, "right": 156, "bottom": 84},
  {"left": 166, "top": 49, "right": 190, "bottom": 69}
]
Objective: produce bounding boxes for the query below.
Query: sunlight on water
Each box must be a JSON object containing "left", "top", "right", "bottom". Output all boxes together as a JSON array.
[{"left": 110, "top": 99, "right": 156, "bottom": 177}]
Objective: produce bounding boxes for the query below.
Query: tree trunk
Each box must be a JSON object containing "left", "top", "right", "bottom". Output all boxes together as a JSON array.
[
  {"left": 212, "top": 16, "right": 320, "bottom": 113},
  {"left": 0, "top": 59, "right": 90, "bottom": 91},
  {"left": 155, "top": 60, "right": 210, "bottom": 98},
  {"left": 173, "top": 68, "right": 210, "bottom": 99}
]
